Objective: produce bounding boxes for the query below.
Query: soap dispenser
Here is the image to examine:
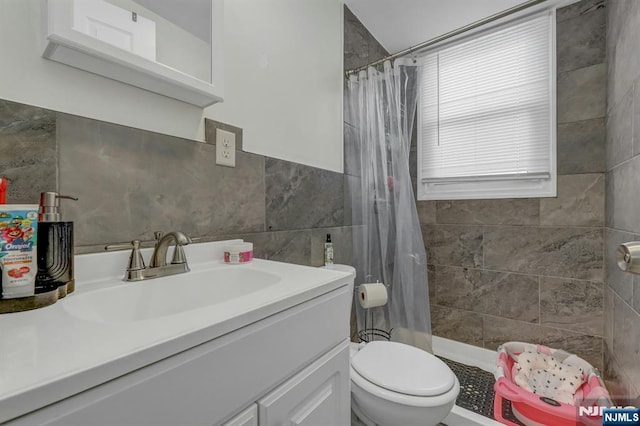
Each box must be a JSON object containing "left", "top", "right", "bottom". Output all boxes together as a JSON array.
[{"left": 36, "top": 192, "right": 77, "bottom": 298}]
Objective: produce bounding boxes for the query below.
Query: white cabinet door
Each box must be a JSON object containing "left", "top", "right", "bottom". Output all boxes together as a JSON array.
[
  {"left": 258, "top": 341, "right": 350, "bottom": 426},
  {"left": 223, "top": 404, "right": 258, "bottom": 426}
]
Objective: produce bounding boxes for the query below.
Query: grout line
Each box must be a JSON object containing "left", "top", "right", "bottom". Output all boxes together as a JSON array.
[
  {"left": 427, "top": 263, "right": 603, "bottom": 284},
  {"left": 444, "top": 306, "right": 604, "bottom": 338},
  {"left": 538, "top": 275, "right": 542, "bottom": 325},
  {"left": 428, "top": 222, "right": 605, "bottom": 230},
  {"left": 632, "top": 82, "right": 636, "bottom": 158}
]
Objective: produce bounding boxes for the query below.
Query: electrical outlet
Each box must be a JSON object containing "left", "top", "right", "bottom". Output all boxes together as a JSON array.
[{"left": 215, "top": 128, "right": 236, "bottom": 167}]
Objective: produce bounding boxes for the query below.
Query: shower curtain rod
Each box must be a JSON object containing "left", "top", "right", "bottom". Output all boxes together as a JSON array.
[{"left": 344, "top": 0, "right": 548, "bottom": 78}]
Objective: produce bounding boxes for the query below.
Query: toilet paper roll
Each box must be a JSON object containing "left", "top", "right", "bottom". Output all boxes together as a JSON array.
[
  {"left": 358, "top": 283, "right": 388, "bottom": 309},
  {"left": 617, "top": 242, "right": 640, "bottom": 273}
]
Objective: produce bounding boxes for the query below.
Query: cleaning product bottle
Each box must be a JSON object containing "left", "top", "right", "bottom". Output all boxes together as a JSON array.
[
  {"left": 324, "top": 234, "right": 334, "bottom": 266},
  {"left": 0, "top": 205, "right": 39, "bottom": 299},
  {"left": 36, "top": 192, "right": 77, "bottom": 298}
]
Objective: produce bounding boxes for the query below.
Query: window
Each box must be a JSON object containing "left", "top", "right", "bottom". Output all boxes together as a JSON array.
[{"left": 417, "top": 11, "right": 556, "bottom": 200}]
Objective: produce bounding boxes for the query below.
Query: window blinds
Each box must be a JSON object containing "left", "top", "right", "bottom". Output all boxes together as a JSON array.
[{"left": 419, "top": 13, "right": 553, "bottom": 183}]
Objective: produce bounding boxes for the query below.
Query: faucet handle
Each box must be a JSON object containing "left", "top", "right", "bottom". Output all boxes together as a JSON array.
[
  {"left": 127, "top": 240, "right": 146, "bottom": 271},
  {"left": 171, "top": 245, "right": 188, "bottom": 264}
]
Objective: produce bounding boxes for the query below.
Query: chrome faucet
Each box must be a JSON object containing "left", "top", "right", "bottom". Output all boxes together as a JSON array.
[{"left": 106, "top": 231, "right": 193, "bottom": 282}]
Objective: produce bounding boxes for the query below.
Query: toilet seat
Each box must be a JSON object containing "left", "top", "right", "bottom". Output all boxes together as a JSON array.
[{"left": 351, "top": 341, "right": 456, "bottom": 400}]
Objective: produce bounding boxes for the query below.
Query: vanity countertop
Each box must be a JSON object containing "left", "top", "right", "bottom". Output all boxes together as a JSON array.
[{"left": 0, "top": 240, "right": 352, "bottom": 423}]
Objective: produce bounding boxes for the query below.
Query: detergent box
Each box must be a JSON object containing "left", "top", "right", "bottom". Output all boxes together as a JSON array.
[{"left": 0, "top": 205, "right": 38, "bottom": 299}]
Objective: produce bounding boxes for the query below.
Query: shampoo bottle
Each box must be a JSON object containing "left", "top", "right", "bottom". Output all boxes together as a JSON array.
[
  {"left": 324, "top": 234, "right": 334, "bottom": 266},
  {"left": 36, "top": 192, "right": 77, "bottom": 297}
]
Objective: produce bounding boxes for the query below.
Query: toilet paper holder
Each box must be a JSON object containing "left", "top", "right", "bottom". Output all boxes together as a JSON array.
[
  {"left": 617, "top": 242, "right": 640, "bottom": 274},
  {"left": 357, "top": 280, "right": 392, "bottom": 343}
]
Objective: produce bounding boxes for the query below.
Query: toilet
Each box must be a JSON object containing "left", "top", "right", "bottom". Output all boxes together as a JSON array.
[{"left": 323, "top": 264, "right": 460, "bottom": 426}]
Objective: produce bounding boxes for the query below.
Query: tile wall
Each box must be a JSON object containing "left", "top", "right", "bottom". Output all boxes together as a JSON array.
[
  {"left": 344, "top": 0, "right": 608, "bottom": 369},
  {"left": 0, "top": 102, "right": 354, "bottom": 268},
  {"left": 419, "top": 0, "right": 607, "bottom": 370},
  {"left": 604, "top": 0, "right": 640, "bottom": 405}
]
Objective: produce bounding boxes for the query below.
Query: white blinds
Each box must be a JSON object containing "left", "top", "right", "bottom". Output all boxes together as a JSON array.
[{"left": 419, "top": 13, "right": 553, "bottom": 182}]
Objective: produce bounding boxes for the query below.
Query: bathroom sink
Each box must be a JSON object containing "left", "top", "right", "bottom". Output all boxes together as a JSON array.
[{"left": 62, "top": 266, "right": 281, "bottom": 323}]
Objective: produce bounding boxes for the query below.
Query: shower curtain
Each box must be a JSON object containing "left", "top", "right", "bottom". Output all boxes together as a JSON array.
[{"left": 345, "top": 59, "right": 432, "bottom": 352}]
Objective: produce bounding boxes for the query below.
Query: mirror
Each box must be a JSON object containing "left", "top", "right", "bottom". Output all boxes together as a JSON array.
[
  {"left": 42, "top": 0, "right": 223, "bottom": 107},
  {"left": 103, "top": 0, "right": 212, "bottom": 83}
]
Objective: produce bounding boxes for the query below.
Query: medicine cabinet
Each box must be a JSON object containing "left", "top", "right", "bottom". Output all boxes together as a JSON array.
[{"left": 41, "top": 0, "right": 224, "bottom": 107}]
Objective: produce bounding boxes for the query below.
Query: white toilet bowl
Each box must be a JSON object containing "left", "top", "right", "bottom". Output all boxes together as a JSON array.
[
  {"left": 321, "top": 264, "right": 459, "bottom": 426},
  {"left": 350, "top": 341, "right": 459, "bottom": 426}
]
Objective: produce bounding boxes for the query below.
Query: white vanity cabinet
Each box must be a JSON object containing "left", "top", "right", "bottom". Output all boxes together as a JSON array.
[
  {"left": 6, "top": 285, "right": 351, "bottom": 426},
  {"left": 223, "top": 405, "right": 258, "bottom": 426},
  {"left": 223, "top": 342, "right": 349, "bottom": 426},
  {"left": 256, "top": 342, "right": 349, "bottom": 426}
]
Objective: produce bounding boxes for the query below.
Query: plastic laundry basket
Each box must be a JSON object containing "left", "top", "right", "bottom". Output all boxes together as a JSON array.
[{"left": 494, "top": 342, "right": 612, "bottom": 426}]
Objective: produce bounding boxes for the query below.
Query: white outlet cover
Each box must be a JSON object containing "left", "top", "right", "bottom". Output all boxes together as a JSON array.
[{"left": 215, "top": 128, "right": 236, "bottom": 167}]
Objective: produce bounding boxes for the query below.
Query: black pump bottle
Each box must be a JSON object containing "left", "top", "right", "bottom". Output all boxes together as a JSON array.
[{"left": 36, "top": 192, "right": 77, "bottom": 297}]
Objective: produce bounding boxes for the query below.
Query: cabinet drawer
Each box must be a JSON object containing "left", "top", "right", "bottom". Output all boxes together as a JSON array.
[
  {"left": 258, "top": 341, "right": 350, "bottom": 426},
  {"left": 222, "top": 404, "right": 257, "bottom": 426}
]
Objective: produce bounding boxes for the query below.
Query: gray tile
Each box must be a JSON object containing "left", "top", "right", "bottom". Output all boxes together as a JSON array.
[
  {"left": 430, "top": 305, "right": 483, "bottom": 348},
  {"left": 540, "top": 173, "right": 605, "bottom": 226},
  {"left": 436, "top": 199, "right": 539, "bottom": 225},
  {"left": 606, "top": 0, "right": 624, "bottom": 114},
  {"left": 368, "top": 42, "right": 389, "bottom": 67},
  {"left": 634, "top": 82, "right": 640, "bottom": 157},
  {"left": 310, "top": 226, "right": 353, "bottom": 267},
  {"left": 58, "top": 115, "right": 266, "bottom": 246},
  {"left": 343, "top": 175, "right": 353, "bottom": 226},
  {"left": 428, "top": 264, "right": 436, "bottom": 301},
  {"left": 607, "top": 155, "right": 640, "bottom": 233},
  {"left": 237, "top": 230, "right": 312, "bottom": 266},
  {"left": 612, "top": 294, "right": 625, "bottom": 370},
  {"left": 606, "top": 168, "right": 613, "bottom": 229},
  {"left": 556, "top": 6, "right": 605, "bottom": 73},
  {"left": 603, "top": 346, "right": 640, "bottom": 405},
  {"left": 0, "top": 100, "right": 56, "bottom": 203},
  {"left": 607, "top": 0, "right": 640, "bottom": 113},
  {"left": 557, "top": 118, "right": 606, "bottom": 174},
  {"left": 265, "top": 158, "right": 344, "bottom": 231},
  {"left": 344, "top": 8, "right": 372, "bottom": 71},
  {"left": 557, "top": 0, "right": 605, "bottom": 23},
  {"left": 344, "top": 6, "right": 387, "bottom": 71},
  {"left": 634, "top": 275, "right": 640, "bottom": 313},
  {"left": 343, "top": 122, "right": 360, "bottom": 176},
  {"left": 606, "top": 88, "right": 633, "bottom": 170},
  {"left": 434, "top": 266, "right": 539, "bottom": 322},
  {"left": 345, "top": 174, "right": 362, "bottom": 226},
  {"left": 606, "top": 0, "right": 632, "bottom": 52},
  {"left": 540, "top": 277, "right": 603, "bottom": 335},
  {"left": 416, "top": 200, "right": 436, "bottom": 225},
  {"left": 604, "top": 228, "right": 636, "bottom": 301},
  {"left": 483, "top": 316, "right": 603, "bottom": 370},
  {"left": 604, "top": 285, "right": 615, "bottom": 352},
  {"left": 409, "top": 146, "right": 417, "bottom": 191},
  {"left": 204, "top": 118, "right": 243, "bottom": 151},
  {"left": 557, "top": 63, "right": 607, "bottom": 123},
  {"left": 422, "top": 224, "right": 483, "bottom": 268},
  {"left": 613, "top": 295, "right": 640, "bottom": 391},
  {"left": 484, "top": 226, "right": 603, "bottom": 281}
]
